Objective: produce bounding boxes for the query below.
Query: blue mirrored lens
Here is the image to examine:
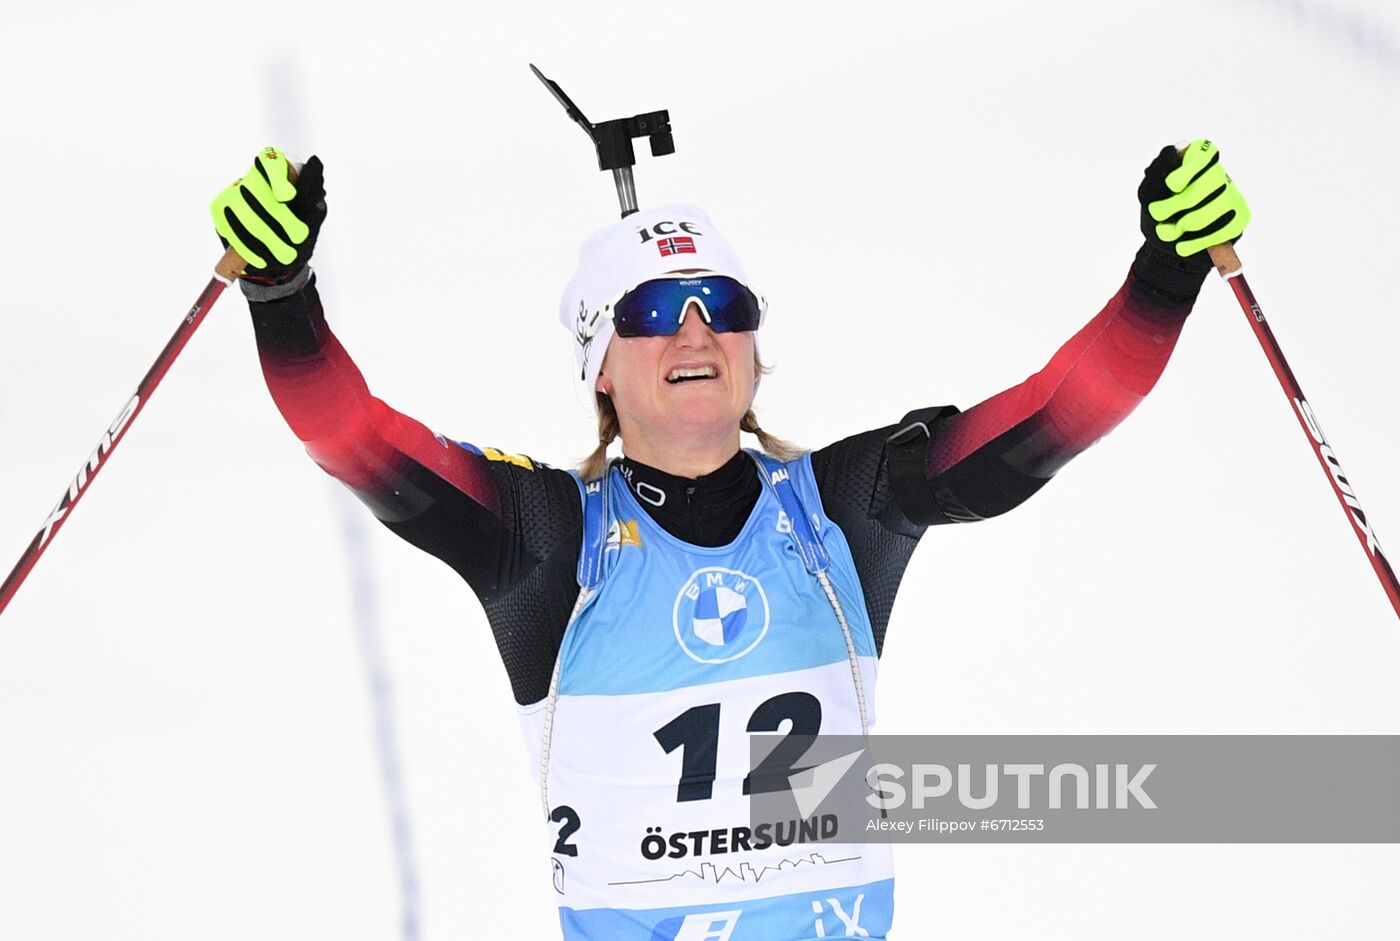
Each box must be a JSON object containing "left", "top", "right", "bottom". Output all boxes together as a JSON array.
[{"left": 612, "top": 276, "right": 762, "bottom": 338}]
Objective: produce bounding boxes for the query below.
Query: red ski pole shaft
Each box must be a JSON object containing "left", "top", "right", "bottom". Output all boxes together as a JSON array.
[
  {"left": 1206, "top": 242, "right": 1400, "bottom": 619},
  {"left": 0, "top": 244, "right": 250, "bottom": 617}
]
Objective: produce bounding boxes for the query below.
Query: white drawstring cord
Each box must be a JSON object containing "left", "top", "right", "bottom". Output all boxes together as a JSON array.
[
  {"left": 539, "top": 586, "right": 591, "bottom": 818},
  {"left": 817, "top": 570, "right": 871, "bottom": 738}
]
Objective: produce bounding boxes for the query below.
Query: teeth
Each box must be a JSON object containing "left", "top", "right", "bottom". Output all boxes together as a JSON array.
[{"left": 668, "top": 366, "right": 717, "bottom": 382}]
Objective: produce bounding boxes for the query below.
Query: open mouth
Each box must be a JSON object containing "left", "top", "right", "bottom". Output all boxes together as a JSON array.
[{"left": 666, "top": 365, "right": 718, "bottom": 384}]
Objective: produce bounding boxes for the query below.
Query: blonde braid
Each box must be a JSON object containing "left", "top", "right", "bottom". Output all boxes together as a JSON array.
[
  {"left": 740, "top": 408, "right": 803, "bottom": 461},
  {"left": 580, "top": 393, "right": 620, "bottom": 481}
]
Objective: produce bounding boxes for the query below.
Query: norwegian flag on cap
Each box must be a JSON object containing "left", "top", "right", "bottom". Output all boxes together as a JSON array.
[{"left": 657, "top": 236, "right": 696, "bottom": 257}]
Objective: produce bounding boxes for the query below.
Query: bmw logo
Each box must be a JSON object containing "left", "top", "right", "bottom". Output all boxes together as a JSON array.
[{"left": 673, "top": 567, "right": 770, "bottom": 664}]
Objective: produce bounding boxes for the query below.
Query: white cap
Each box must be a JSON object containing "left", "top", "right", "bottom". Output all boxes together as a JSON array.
[{"left": 559, "top": 203, "right": 750, "bottom": 399}]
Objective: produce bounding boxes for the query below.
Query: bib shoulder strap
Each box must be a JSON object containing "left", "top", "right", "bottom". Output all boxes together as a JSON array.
[
  {"left": 574, "top": 469, "right": 610, "bottom": 590},
  {"left": 748, "top": 450, "right": 829, "bottom": 575}
]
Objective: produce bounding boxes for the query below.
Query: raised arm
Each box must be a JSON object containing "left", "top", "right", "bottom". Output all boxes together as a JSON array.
[
  {"left": 921, "top": 258, "right": 1192, "bottom": 519},
  {"left": 916, "top": 140, "right": 1251, "bottom": 521},
  {"left": 244, "top": 269, "right": 502, "bottom": 521},
  {"left": 210, "top": 148, "right": 582, "bottom": 600}
]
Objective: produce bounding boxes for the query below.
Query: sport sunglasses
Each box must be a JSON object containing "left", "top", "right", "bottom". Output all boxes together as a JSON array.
[{"left": 601, "top": 274, "right": 767, "bottom": 338}]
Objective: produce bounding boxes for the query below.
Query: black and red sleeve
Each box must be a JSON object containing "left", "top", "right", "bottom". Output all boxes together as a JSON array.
[
  {"left": 812, "top": 249, "right": 1205, "bottom": 652},
  {"left": 910, "top": 248, "right": 1204, "bottom": 522},
  {"left": 245, "top": 271, "right": 582, "bottom": 704}
]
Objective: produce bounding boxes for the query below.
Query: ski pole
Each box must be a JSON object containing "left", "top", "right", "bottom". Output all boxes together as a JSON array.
[
  {"left": 1205, "top": 243, "right": 1400, "bottom": 620},
  {"left": 0, "top": 245, "right": 250, "bottom": 617}
]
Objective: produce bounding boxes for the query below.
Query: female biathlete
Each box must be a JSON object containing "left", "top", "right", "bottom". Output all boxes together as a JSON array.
[{"left": 209, "top": 140, "right": 1248, "bottom": 940}]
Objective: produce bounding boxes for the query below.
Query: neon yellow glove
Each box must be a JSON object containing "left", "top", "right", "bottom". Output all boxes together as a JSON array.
[
  {"left": 1138, "top": 139, "right": 1250, "bottom": 262},
  {"left": 210, "top": 148, "right": 326, "bottom": 283}
]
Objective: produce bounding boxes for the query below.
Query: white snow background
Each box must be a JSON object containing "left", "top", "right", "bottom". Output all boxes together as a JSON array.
[{"left": 1, "top": 0, "right": 1398, "bottom": 937}]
